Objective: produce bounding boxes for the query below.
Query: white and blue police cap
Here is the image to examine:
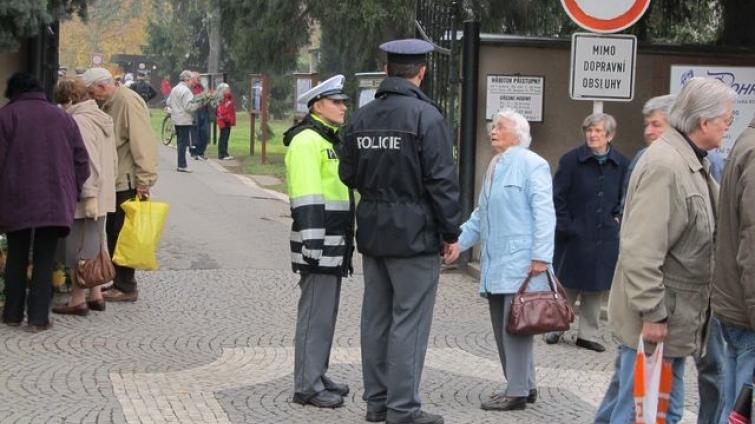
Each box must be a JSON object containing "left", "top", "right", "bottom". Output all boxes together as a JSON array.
[
  {"left": 298, "top": 74, "right": 349, "bottom": 108},
  {"left": 380, "top": 39, "right": 434, "bottom": 64}
]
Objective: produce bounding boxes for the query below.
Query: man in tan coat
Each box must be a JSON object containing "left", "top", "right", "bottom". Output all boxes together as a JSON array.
[
  {"left": 595, "top": 77, "right": 736, "bottom": 423},
  {"left": 712, "top": 113, "right": 755, "bottom": 421},
  {"left": 81, "top": 68, "right": 158, "bottom": 302}
]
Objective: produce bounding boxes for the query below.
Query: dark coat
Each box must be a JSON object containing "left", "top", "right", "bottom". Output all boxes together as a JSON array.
[
  {"left": 339, "top": 77, "right": 461, "bottom": 257},
  {"left": 553, "top": 144, "right": 629, "bottom": 291},
  {"left": 0, "top": 92, "right": 90, "bottom": 235}
]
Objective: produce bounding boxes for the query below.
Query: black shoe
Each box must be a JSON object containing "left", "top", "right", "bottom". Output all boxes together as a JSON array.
[
  {"left": 293, "top": 390, "right": 344, "bottom": 408},
  {"left": 366, "top": 408, "right": 387, "bottom": 422},
  {"left": 387, "top": 410, "right": 444, "bottom": 424},
  {"left": 527, "top": 389, "right": 537, "bottom": 404},
  {"left": 480, "top": 395, "right": 527, "bottom": 411},
  {"left": 575, "top": 338, "right": 606, "bottom": 352},
  {"left": 322, "top": 376, "right": 350, "bottom": 396},
  {"left": 544, "top": 332, "right": 561, "bottom": 344}
]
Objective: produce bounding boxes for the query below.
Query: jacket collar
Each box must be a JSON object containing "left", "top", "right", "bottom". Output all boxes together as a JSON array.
[
  {"left": 576, "top": 143, "right": 621, "bottom": 165},
  {"left": 8, "top": 92, "right": 48, "bottom": 104},
  {"left": 310, "top": 113, "right": 339, "bottom": 133},
  {"left": 663, "top": 128, "right": 706, "bottom": 173},
  {"left": 375, "top": 77, "right": 441, "bottom": 112}
]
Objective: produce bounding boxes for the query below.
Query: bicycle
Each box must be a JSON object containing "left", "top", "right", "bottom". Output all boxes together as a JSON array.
[{"left": 161, "top": 113, "right": 176, "bottom": 146}]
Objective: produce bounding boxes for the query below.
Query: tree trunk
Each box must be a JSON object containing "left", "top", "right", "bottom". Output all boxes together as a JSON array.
[{"left": 207, "top": 4, "right": 221, "bottom": 73}]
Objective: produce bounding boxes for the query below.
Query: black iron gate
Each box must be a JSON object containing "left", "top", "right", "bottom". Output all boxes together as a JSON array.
[{"left": 415, "top": 0, "right": 462, "bottom": 126}]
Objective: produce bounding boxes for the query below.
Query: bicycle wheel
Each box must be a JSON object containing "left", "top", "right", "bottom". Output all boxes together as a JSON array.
[{"left": 161, "top": 115, "right": 175, "bottom": 145}]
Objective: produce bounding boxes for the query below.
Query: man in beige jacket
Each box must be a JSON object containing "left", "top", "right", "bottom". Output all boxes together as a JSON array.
[
  {"left": 595, "top": 77, "right": 736, "bottom": 423},
  {"left": 81, "top": 68, "right": 158, "bottom": 302},
  {"left": 713, "top": 113, "right": 755, "bottom": 422}
]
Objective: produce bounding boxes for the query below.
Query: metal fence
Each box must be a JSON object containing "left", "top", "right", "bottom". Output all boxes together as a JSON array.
[{"left": 415, "top": 0, "right": 462, "bottom": 126}]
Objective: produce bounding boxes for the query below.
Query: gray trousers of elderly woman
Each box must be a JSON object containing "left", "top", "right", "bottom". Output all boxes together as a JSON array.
[
  {"left": 65, "top": 218, "right": 107, "bottom": 271},
  {"left": 489, "top": 294, "right": 536, "bottom": 397}
]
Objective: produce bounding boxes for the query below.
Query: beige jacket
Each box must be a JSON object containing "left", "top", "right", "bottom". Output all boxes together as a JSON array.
[
  {"left": 68, "top": 100, "right": 118, "bottom": 218},
  {"left": 712, "top": 124, "right": 755, "bottom": 329},
  {"left": 102, "top": 86, "right": 158, "bottom": 191},
  {"left": 608, "top": 128, "right": 718, "bottom": 358}
]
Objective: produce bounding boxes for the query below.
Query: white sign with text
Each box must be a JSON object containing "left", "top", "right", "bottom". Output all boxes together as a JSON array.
[
  {"left": 486, "top": 75, "right": 544, "bottom": 122},
  {"left": 570, "top": 33, "right": 637, "bottom": 101}
]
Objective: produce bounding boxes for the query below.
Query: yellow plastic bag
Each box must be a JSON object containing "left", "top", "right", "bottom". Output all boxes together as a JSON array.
[{"left": 112, "top": 198, "right": 169, "bottom": 270}]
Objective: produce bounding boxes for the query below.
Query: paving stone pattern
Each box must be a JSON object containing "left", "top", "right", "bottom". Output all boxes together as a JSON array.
[{"left": 0, "top": 146, "right": 704, "bottom": 423}]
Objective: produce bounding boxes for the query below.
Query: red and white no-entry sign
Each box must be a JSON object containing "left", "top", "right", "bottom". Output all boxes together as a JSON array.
[{"left": 561, "top": 0, "right": 651, "bottom": 33}]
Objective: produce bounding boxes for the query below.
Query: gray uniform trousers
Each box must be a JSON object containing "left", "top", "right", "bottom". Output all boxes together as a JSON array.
[
  {"left": 488, "top": 294, "right": 537, "bottom": 397},
  {"left": 294, "top": 272, "right": 342, "bottom": 397},
  {"left": 361, "top": 254, "right": 440, "bottom": 422}
]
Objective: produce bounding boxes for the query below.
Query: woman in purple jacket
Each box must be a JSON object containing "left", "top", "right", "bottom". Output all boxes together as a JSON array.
[{"left": 0, "top": 72, "right": 90, "bottom": 332}]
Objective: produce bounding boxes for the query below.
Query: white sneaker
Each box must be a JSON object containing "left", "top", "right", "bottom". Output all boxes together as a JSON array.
[
  {"left": 221, "top": 156, "right": 235, "bottom": 160},
  {"left": 177, "top": 167, "right": 193, "bottom": 173}
]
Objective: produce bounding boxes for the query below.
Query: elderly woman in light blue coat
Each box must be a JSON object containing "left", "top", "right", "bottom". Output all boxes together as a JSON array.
[{"left": 445, "top": 108, "right": 556, "bottom": 412}]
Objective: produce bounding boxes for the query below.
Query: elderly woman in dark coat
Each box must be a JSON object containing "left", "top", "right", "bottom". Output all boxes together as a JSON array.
[
  {"left": 0, "top": 72, "right": 89, "bottom": 332},
  {"left": 545, "top": 113, "right": 629, "bottom": 352}
]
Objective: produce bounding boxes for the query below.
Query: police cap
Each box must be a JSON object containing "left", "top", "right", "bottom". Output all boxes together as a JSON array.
[
  {"left": 298, "top": 74, "right": 349, "bottom": 108},
  {"left": 380, "top": 39, "right": 434, "bottom": 65}
]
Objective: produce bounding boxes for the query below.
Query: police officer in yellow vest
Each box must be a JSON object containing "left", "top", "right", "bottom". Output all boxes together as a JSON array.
[{"left": 283, "top": 75, "right": 355, "bottom": 409}]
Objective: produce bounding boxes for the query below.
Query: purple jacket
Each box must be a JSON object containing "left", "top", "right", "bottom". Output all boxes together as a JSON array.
[{"left": 0, "top": 92, "right": 90, "bottom": 235}]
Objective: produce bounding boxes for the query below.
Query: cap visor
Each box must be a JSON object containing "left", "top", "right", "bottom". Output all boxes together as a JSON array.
[{"left": 327, "top": 93, "right": 350, "bottom": 101}]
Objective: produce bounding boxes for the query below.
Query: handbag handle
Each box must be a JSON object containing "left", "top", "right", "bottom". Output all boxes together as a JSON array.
[{"left": 516, "top": 268, "right": 560, "bottom": 295}]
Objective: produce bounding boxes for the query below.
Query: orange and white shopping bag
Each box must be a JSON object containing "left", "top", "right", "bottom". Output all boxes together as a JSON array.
[{"left": 633, "top": 337, "right": 674, "bottom": 424}]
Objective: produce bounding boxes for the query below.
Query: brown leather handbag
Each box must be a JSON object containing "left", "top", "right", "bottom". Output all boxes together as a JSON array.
[
  {"left": 75, "top": 242, "right": 116, "bottom": 289},
  {"left": 506, "top": 270, "right": 575, "bottom": 336}
]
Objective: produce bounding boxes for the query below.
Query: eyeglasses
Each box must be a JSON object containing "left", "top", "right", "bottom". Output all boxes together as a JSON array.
[{"left": 724, "top": 115, "right": 735, "bottom": 126}]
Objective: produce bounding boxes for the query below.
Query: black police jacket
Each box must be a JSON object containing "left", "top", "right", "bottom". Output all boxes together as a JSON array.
[{"left": 339, "top": 76, "right": 461, "bottom": 257}]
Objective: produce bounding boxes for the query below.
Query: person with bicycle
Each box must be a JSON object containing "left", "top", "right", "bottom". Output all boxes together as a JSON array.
[{"left": 167, "top": 70, "right": 203, "bottom": 172}]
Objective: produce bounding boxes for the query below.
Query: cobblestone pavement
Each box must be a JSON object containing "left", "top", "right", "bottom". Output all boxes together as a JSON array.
[{"left": 0, "top": 146, "right": 703, "bottom": 423}]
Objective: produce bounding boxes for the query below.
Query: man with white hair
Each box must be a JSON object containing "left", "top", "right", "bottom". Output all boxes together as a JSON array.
[
  {"left": 166, "top": 70, "right": 202, "bottom": 172},
  {"left": 596, "top": 77, "right": 736, "bottom": 423},
  {"left": 80, "top": 67, "right": 158, "bottom": 303},
  {"left": 614, "top": 93, "right": 726, "bottom": 423}
]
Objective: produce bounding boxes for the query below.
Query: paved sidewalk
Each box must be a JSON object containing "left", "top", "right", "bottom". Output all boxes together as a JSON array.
[{"left": 0, "top": 145, "right": 703, "bottom": 423}]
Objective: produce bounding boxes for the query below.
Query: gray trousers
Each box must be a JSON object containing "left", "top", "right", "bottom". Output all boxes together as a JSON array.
[
  {"left": 361, "top": 254, "right": 440, "bottom": 421},
  {"left": 566, "top": 288, "right": 603, "bottom": 342},
  {"left": 294, "top": 272, "right": 342, "bottom": 396},
  {"left": 488, "top": 294, "right": 536, "bottom": 397}
]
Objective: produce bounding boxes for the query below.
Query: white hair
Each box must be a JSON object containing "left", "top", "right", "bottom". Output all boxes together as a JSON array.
[
  {"left": 492, "top": 108, "right": 532, "bottom": 148},
  {"left": 179, "top": 70, "right": 193, "bottom": 82},
  {"left": 668, "top": 77, "right": 737, "bottom": 134},
  {"left": 642, "top": 94, "right": 675, "bottom": 117}
]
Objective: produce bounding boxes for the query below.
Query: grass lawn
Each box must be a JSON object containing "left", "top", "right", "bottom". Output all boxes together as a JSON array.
[{"left": 149, "top": 109, "right": 291, "bottom": 193}]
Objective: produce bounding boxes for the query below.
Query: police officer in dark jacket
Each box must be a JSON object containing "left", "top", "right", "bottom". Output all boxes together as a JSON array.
[{"left": 339, "top": 39, "right": 461, "bottom": 424}]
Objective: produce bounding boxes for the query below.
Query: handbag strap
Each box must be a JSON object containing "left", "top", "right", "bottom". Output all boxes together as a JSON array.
[{"left": 517, "top": 268, "right": 559, "bottom": 294}]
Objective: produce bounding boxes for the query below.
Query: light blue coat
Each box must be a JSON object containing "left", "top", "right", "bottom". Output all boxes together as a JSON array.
[{"left": 459, "top": 146, "right": 556, "bottom": 295}]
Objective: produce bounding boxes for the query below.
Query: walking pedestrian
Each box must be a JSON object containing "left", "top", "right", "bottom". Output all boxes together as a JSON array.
[
  {"left": 444, "top": 109, "right": 555, "bottom": 412},
  {"left": 546, "top": 113, "right": 629, "bottom": 352},
  {"left": 215, "top": 83, "right": 235, "bottom": 160},
  {"left": 595, "top": 77, "right": 735, "bottom": 423},
  {"left": 339, "top": 39, "right": 461, "bottom": 424},
  {"left": 713, "top": 112, "right": 755, "bottom": 423},
  {"left": 82, "top": 67, "right": 158, "bottom": 303},
  {"left": 167, "top": 70, "right": 202, "bottom": 172},
  {"left": 283, "top": 75, "right": 355, "bottom": 409},
  {"left": 616, "top": 93, "right": 726, "bottom": 424},
  {"left": 52, "top": 77, "right": 117, "bottom": 316},
  {"left": 0, "top": 72, "right": 90, "bottom": 332}
]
